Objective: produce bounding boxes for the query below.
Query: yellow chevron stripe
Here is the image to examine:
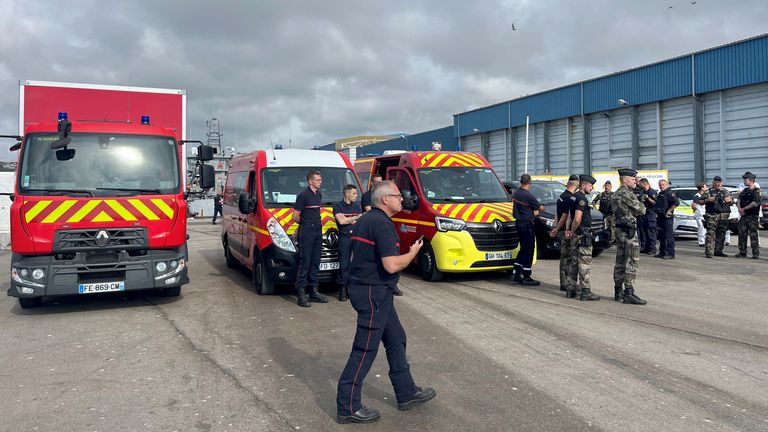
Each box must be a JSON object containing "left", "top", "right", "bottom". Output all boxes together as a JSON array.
[
  {"left": 486, "top": 211, "right": 503, "bottom": 222},
  {"left": 91, "top": 211, "right": 114, "bottom": 222},
  {"left": 280, "top": 212, "right": 293, "bottom": 225},
  {"left": 459, "top": 203, "right": 479, "bottom": 220},
  {"left": 285, "top": 225, "right": 297, "bottom": 235},
  {"left": 448, "top": 204, "right": 465, "bottom": 218},
  {"left": 128, "top": 199, "right": 160, "bottom": 221},
  {"left": 462, "top": 153, "right": 485, "bottom": 166},
  {"left": 25, "top": 200, "right": 53, "bottom": 223},
  {"left": 452, "top": 153, "right": 481, "bottom": 166},
  {"left": 428, "top": 153, "right": 448, "bottom": 167},
  {"left": 41, "top": 200, "right": 77, "bottom": 224},
  {"left": 486, "top": 203, "right": 513, "bottom": 214},
  {"left": 475, "top": 207, "right": 489, "bottom": 222},
  {"left": 151, "top": 199, "right": 174, "bottom": 218},
  {"left": 273, "top": 208, "right": 290, "bottom": 218},
  {"left": 67, "top": 200, "right": 102, "bottom": 223},
  {"left": 105, "top": 200, "right": 138, "bottom": 221}
]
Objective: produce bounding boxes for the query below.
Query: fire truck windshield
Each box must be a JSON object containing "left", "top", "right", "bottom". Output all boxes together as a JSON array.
[
  {"left": 260, "top": 167, "right": 361, "bottom": 207},
  {"left": 418, "top": 167, "right": 508, "bottom": 203},
  {"left": 19, "top": 133, "right": 180, "bottom": 197}
]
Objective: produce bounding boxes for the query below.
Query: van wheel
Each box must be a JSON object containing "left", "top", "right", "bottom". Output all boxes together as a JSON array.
[
  {"left": 224, "top": 241, "right": 239, "bottom": 269},
  {"left": 19, "top": 297, "right": 42, "bottom": 309},
  {"left": 418, "top": 242, "right": 443, "bottom": 282},
  {"left": 160, "top": 286, "right": 181, "bottom": 297},
  {"left": 253, "top": 252, "right": 275, "bottom": 295}
]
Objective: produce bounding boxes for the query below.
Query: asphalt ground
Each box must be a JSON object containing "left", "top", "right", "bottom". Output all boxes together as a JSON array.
[{"left": 1, "top": 221, "right": 767, "bottom": 432}]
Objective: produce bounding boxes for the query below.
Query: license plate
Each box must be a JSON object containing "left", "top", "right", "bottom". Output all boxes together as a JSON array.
[
  {"left": 319, "top": 262, "right": 340, "bottom": 271},
  {"left": 485, "top": 251, "right": 512, "bottom": 260},
  {"left": 78, "top": 281, "right": 125, "bottom": 294}
]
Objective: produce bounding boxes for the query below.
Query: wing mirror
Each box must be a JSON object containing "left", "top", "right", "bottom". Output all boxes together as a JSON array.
[{"left": 401, "top": 190, "right": 419, "bottom": 211}]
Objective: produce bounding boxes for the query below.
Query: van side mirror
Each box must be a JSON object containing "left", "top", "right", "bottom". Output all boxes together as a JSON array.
[
  {"left": 238, "top": 193, "right": 255, "bottom": 214},
  {"left": 199, "top": 164, "right": 215, "bottom": 189},
  {"left": 402, "top": 190, "right": 419, "bottom": 211},
  {"left": 197, "top": 145, "right": 214, "bottom": 161}
]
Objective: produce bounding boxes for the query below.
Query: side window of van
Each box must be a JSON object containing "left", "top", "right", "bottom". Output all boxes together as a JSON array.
[
  {"left": 225, "top": 172, "right": 248, "bottom": 205},
  {"left": 393, "top": 170, "right": 417, "bottom": 197}
]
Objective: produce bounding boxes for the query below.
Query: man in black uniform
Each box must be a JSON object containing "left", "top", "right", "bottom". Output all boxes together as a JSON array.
[
  {"left": 212, "top": 193, "right": 223, "bottom": 224},
  {"left": 333, "top": 184, "right": 362, "bottom": 301},
  {"left": 638, "top": 179, "right": 658, "bottom": 255},
  {"left": 512, "top": 174, "right": 545, "bottom": 286},
  {"left": 565, "top": 174, "right": 600, "bottom": 301},
  {"left": 336, "top": 180, "right": 436, "bottom": 424},
  {"left": 550, "top": 175, "right": 579, "bottom": 294},
  {"left": 293, "top": 170, "right": 329, "bottom": 307},
  {"left": 653, "top": 179, "right": 679, "bottom": 259},
  {"left": 361, "top": 174, "right": 382, "bottom": 212}
]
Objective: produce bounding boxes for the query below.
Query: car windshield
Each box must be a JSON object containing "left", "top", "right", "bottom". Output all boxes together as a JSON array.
[
  {"left": 261, "top": 167, "right": 361, "bottom": 207},
  {"left": 527, "top": 181, "right": 567, "bottom": 205},
  {"left": 672, "top": 189, "right": 698, "bottom": 203},
  {"left": 417, "top": 167, "right": 508, "bottom": 203},
  {"left": 19, "top": 133, "right": 180, "bottom": 196}
]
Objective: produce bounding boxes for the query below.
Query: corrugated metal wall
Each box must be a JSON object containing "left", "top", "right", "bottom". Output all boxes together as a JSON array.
[
  {"left": 722, "top": 83, "right": 768, "bottom": 182},
  {"left": 569, "top": 118, "right": 585, "bottom": 174},
  {"left": 703, "top": 92, "right": 722, "bottom": 182},
  {"left": 590, "top": 115, "right": 610, "bottom": 171},
  {"left": 515, "top": 126, "right": 529, "bottom": 175},
  {"left": 661, "top": 97, "right": 695, "bottom": 186},
  {"left": 695, "top": 36, "right": 768, "bottom": 94},
  {"left": 638, "top": 103, "right": 659, "bottom": 169},
  {"left": 609, "top": 107, "right": 632, "bottom": 168},
  {"left": 463, "top": 134, "right": 482, "bottom": 156},
  {"left": 487, "top": 130, "right": 508, "bottom": 180},
  {"left": 548, "top": 119, "right": 568, "bottom": 174},
  {"left": 534, "top": 124, "right": 545, "bottom": 174}
]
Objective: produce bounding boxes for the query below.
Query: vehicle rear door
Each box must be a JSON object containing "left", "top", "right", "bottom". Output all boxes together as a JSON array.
[{"left": 386, "top": 167, "right": 420, "bottom": 253}]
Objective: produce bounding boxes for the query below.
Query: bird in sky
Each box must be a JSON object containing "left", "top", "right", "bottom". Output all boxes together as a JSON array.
[
  {"left": 511, "top": 23, "right": 516, "bottom": 31},
  {"left": 667, "top": 5, "right": 673, "bottom": 9},
  {"left": 690, "top": 1, "right": 696, "bottom": 4}
]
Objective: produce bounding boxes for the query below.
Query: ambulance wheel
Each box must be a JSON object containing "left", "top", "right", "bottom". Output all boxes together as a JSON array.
[
  {"left": 160, "top": 286, "right": 181, "bottom": 297},
  {"left": 253, "top": 252, "right": 275, "bottom": 295},
  {"left": 18, "top": 297, "right": 42, "bottom": 309},
  {"left": 417, "top": 243, "right": 443, "bottom": 282},
  {"left": 224, "top": 240, "right": 239, "bottom": 269}
]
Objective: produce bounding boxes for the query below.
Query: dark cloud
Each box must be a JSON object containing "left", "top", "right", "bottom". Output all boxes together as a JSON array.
[{"left": 1, "top": 0, "right": 766, "bottom": 159}]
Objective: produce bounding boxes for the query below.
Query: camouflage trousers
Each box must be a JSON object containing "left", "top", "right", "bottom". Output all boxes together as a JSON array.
[
  {"left": 704, "top": 213, "right": 729, "bottom": 256},
  {"left": 566, "top": 237, "right": 592, "bottom": 290},
  {"left": 604, "top": 214, "right": 616, "bottom": 243},
  {"left": 738, "top": 215, "right": 760, "bottom": 257},
  {"left": 559, "top": 233, "right": 574, "bottom": 289},
  {"left": 613, "top": 228, "right": 639, "bottom": 290}
]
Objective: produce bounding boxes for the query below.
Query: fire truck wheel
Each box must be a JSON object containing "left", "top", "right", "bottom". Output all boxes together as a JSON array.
[
  {"left": 160, "top": 286, "right": 181, "bottom": 297},
  {"left": 224, "top": 239, "right": 239, "bottom": 269},
  {"left": 417, "top": 242, "right": 443, "bottom": 282},
  {"left": 253, "top": 253, "right": 275, "bottom": 295},
  {"left": 18, "top": 297, "right": 42, "bottom": 309}
]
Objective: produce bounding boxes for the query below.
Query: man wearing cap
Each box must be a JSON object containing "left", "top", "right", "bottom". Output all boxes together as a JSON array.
[
  {"left": 653, "top": 179, "right": 679, "bottom": 259},
  {"left": 697, "top": 176, "right": 733, "bottom": 258},
  {"left": 512, "top": 174, "right": 545, "bottom": 286},
  {"left": 612, "top": 169, "right": 648, "bottom": 305},
  {"left": 565, "top": 175, "right": 600, "bottom": 301},
  {"left": 550, "top": 175, "right": 580, "bottom": 295},
  {"left": 592, "top": 180, "right": 615, "bottom": 244},
  {"left": 735, "top": 172, "right": 762, "bottom": 259},
  {"left": 637, "top": 178, "right": 658, "bottom": 255}
]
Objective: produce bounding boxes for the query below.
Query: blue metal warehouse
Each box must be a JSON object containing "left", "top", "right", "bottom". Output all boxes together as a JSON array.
[{"left": 454, "top": 33, "right": 768, "bottom": 186}]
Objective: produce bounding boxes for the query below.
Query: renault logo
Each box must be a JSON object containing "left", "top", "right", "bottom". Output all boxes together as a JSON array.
[
  {"left": 325, "top": 230, "right": 339, "bottom": 248},
  {"left": 492, "top": 220, "right": 503, "bottom": 234},
  {"left": 95, "top": 230, "right": 110, "bottom": 247}
]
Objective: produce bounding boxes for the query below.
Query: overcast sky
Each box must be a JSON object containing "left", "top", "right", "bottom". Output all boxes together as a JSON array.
[{"left": 1, "top": 0, "right": 766, "bottom": 159}]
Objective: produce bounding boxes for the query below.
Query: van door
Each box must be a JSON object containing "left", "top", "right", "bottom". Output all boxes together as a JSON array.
[
  {"left": 386, "top": 167, "right": 420, "bottom": 253},
  {"left": 228, "top": 171, "right": 249, "bottom": 261},
  {"left": 242, "top": 171, "right": 257, "bottom": 263}
]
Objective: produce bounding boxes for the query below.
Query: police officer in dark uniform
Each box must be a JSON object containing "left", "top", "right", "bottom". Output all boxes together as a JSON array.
[
  {"left": 333, "top": 184, "right": 362, "bottom": 301},
  {"left": 550, "top": 175, "right": 580, "bottom": 294},
  {"left": 212, "top": 193, "right": 223, "bottom": 224},
  {"left": 361, "top": 174, "right": 403, "bottom": 296},
  {"left": 565, "top": 174, "right": 600, "bottom": 301},
  {"left": 638, "top": 179, "right": 658, "bottom": 255},
  {"left": 336, "top": 180, "right": 436, "bottom": 424},
  {"left": 512, "top": 174, "right": 545, "bottom": 286},
  {"left": 293, "top": 170, "right": 329, "bottom": 307},
  {"left": 653, "top": 179, "right": 679, "bottom": 259}
]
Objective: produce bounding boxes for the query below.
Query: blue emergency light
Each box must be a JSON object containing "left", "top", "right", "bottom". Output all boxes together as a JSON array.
[
  {"left": 58, "top": 112, "right": 68, "bottom": 121},
  {"left": 141, "top": 115, "right": 150, "bottom": 125}
]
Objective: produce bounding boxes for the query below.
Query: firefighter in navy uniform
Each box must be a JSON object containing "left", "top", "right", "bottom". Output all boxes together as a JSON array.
[
  {"left": 336, "top": 180, "right": 436, "bottom": 424},
  {"left": 512, "top": 174, "right": 545, "bottom": 286},
  {"left": 361, "top": 174, "right": 403, "bottom": 296},
  {"left": 333, "top": 184, "right": 362, "bottom": 301},
  {"left": 293, "top": 170, "right": 329, "bottom": 307}
]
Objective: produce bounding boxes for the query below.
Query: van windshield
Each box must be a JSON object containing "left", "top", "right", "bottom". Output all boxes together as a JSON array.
[
  {"left": 417, "top": 167, "right": 508, "bottom": 203},
  {"left": 261, "top": 167, "right": 361, "bottom": 207}
]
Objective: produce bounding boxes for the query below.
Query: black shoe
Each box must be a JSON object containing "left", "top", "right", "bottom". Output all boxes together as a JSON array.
[
  {"left": 337, "top": 287, "right": 348, "bottom": 302},
  {"left": 559, "top": 286, "right": 567, "bottom": 292},
  {"left": 297, "top": 292, "right": 311, "bottom": 308},
  {"left": 733, "top": 252, "right": 747, "bottom": 258},
  {"left": 662, "top": 255, "right": 674, "bottom": 260},
  {"left": 698, "top": 244, "right": 705, "bottom": 247},
  {"left": 705, "top": 254, "right": 713, "bottom": 258},
  {"left": 308, "top": 292, "right": 328, "bottom": 303},
  {"left": 622, "top": 289, "right": 647, "bottom": 305},
  {"left": 639, "top": 249, "right": 649, "bottom": 254},
  {"left": 566, "top": 290, "right": 578, "bottom": 299},
  {"left": 654, "top": 253, "right": 665, "bottom": 258},
  {"left": 520, "top": 277, "right": 540, "bottom": 286},
  {"left": 614, "top": 286, "right": 623, "bottom": 302},
  {"left": 337, "top": 406, "right": 381, "bottom": 424},
  {"left": 510, "top": 272, "right": 523, "bottom": 284},
  {"left": 392, "top": 287, "right": 404, "bottom": 296},
  {"left": 714, "top": 251, "right": 727, "bottom": 257},
  {"left": 580, "top": 288, "right": 601, "bottom": 301},
  {"left": 752, "top": 255, "right": 760, "bottom": 260},
  {"left": 646, "top": 250, "right": 657, "bottom": 255},
  {"left": 397, "top": 387, "right": 437, "bottom": 411}
]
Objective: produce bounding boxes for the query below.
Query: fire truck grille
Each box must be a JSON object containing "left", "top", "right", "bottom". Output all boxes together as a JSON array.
[
  {"left": 54, "top": 228, "right": 148, "bottom": 252},
  {"left": 465, "top": 222, "right": 519, "bottom": 252}
]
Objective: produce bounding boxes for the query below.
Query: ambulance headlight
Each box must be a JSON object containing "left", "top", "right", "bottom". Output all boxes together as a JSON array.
[
  {"left": 435, "top": 216, "right": 466, "bottom": 232},
  {"left": 32, "top": 269, "right": 45, "bottom": 280},
  {"left": 267, "top": 217, "right": 296, "bottom": 252}
]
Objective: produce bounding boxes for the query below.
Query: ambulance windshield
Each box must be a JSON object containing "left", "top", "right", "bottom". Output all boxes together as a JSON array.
[
  {"left": 418, "top": 167, "right": 508, "bottom": 203},
  {"left": 19, "top": 133, "right": 180, "bottom": 196},
  {"left": 261, "top": 167, "right": 361, "bottom": 207}
]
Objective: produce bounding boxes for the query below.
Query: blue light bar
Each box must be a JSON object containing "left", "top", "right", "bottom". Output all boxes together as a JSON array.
[
  {"left": 141, "top": 115, "right": 150, "bottom": 125},
  {"left": 58, "top": 112, "right": 68, "bottom": 121}
]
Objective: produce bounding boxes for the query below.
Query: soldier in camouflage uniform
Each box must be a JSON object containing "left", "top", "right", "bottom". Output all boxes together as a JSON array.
[
  {"left": 735, "top": 172, "right": 762, "bottom": 259},
  {"left": 697, "top": 176, "right": 733, "bottom": 258},
  {"left": 592, "top": 180, "right": 615, "bottom": 244},
  {"left": 565, "top": 175, "right": 600, "bottom": 301},
  {"left": 550, "top": 175, "right": 580, "bottom": 295},
  {"left": 612, "top": 169, "right": 647, "bottom": 305}
]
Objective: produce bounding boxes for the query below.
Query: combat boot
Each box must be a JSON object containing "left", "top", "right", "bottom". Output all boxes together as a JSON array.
[
  {"left": 614, "top": 285, "right": 623, "bottom": 302},
  {"left": 566, "top": 289, "right": 578, "bottom": 299},
  {"left": 733, "top": 252, "right": 747, "bottom": 258},
  {"left": 297, "top": 288, "right": 311, "bottom": 308},
  {"left": 621, "top": 288, "right": 647, "bottom": 305},
  {"left": 579, "top": 288, "right": 601, "bottom": 301},
  {"left": 510, "top": 268, "right": 523, "bottom": 284},
  {"left": 308, "top": 288, "right": 329, "bottom": 303},
  {"left": 714, "top": 251, "right": 727, "bottom": 257},
  {"left": 337, "top": 285, "right": 348, "bottom": 302}
]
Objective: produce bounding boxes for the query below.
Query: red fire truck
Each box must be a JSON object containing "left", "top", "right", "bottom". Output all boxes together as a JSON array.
[{"left": 3, "top": 81, "right": 213, "bottom": 308}]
